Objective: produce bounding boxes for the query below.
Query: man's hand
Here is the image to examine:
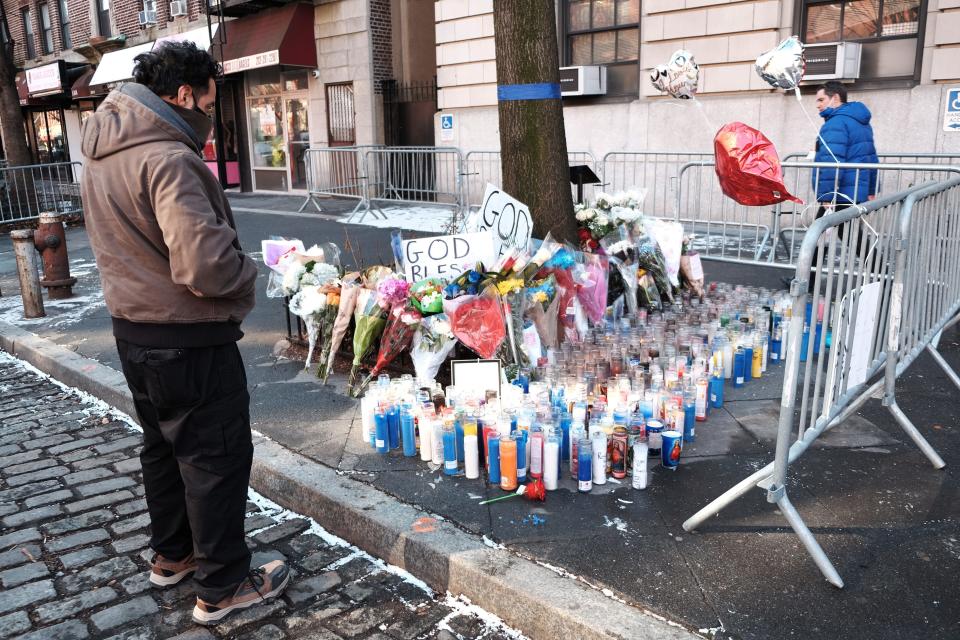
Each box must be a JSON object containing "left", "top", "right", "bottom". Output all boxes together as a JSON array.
[{"left": 867, "top": 195, "right": 875, "bottom": 201}]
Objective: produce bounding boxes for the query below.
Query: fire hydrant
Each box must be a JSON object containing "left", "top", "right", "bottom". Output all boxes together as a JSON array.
[{"left": 33, "top": 211, "right": 76, "bottom": 300}]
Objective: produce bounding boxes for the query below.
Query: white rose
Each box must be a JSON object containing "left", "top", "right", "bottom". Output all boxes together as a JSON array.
[{"left": 282, "top": 264, "right": 306, "bottom": 295}]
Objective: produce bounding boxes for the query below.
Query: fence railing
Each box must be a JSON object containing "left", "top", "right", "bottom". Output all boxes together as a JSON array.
[
  {"left": 682, "top": 177, "right": 960, "bottom": 587},
  {"left": 600, "top": 151, "right": 714, "bottom": 217},
  {"left": 674, "top": 160, "right": 960, "bottom": 268},
  {"left": 0, "top": 162, "right": 83, "bottom": 224},
  {"left": 461, "top": 150, "right": 599, "bottom": 211}
]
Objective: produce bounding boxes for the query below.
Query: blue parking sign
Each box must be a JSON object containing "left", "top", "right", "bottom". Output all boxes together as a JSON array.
[
  {"left": 946, "top": 88, "right": 960, "bottom": 132},
  {"left": 440, "top": 114, "right": 455, "bottom": 141},
  {"left": 441, "top": 114, "right": 454, "bottom": 129}
]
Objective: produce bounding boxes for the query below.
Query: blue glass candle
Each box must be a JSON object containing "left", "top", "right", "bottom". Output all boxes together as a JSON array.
[
  {"left": 577, "top": 438, "right": 592, "bottom": 493},
  {"left": 387, "top": 404, "right": 400, "bottom": 450},
  {"left": 455, "top": 411, "right": 465, "bottom": 464},
  {"left": 487, "top": 435, "right": 501, "bottom": 484},
  {"left": 400, "top": 404, "right": 416, "bottom": 457},
  {"left": 683, "top": 399, "right": 696, "bottom": 443},
  {"left": 733, "top": 348, "right": 746, "bottom": 388},
  {"left": 442, "top": 423, "right": 458, "bottom": 476},
  {"left": 515, "top": 429, "right": 528, "bottom": 484},
  {"left": 742, "top": 345, "right": 753, "bottom": 385},
  {"left": 374, "top": 408, "right": 389, "bottom": 454},
  {"left": 559, "top": 410, "right": 572, "bottom": 465},
  {"left": 710, "top": 374, "right": 724, "bottom": 409}
]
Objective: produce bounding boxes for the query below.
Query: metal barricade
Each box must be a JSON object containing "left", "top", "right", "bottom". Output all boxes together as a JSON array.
[
  {"left": 299, "top": 146, "right": 383, "bottom": 214},
  {"left": 675, "top": 160, "right": 960, "bottom": 267},
  {"left": 0, "top": 162, "right": 84, "bottom": 224},
  {"left": 461, "top": 150, "right": 599, "bottom": 211},
  {"left": 600, "top": 151, "right": 713, "bottom": 217},
  {"left": 361, "top": 146, "right": 465, "bottom": 231},
  {"left": 682, "top": 178, "right": 960, "bottom": 587}
]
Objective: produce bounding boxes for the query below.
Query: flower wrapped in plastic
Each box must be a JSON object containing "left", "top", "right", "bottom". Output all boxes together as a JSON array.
[
  {"left": 348, "top": 287, "right": 389, "bottom": 388},
  {"left": 313, "top": 282, "right": 341, "bottom": 379},
  {"left": 376, "top": 276, "right": 411, "bottom": 310},
  {"left": 521, "top": 234, "right": 563, "bottom": 282},
  {"left": 634, "top": 231, "right": 674, "bottom": 304},
  {"left": 361, "top": 265, "right": 394, "bottom": 289},
  {"left": 353, "top": 304, "right": 422, "bottom": 397},
  {"left": 410, "top": 278, "right": 445, "bottom": 315},
  {"left": 637, "top": 269, "right": 663, "bottom": 312},
  {"left": 602, "top": 236, "right": 639, "bottom": 315},
  {"left": 679, "top": 236, "right": 705, "bottom": 298},
  {"left": 577, "top": 253, "right": 609, "bottom": 325},
  {"left": 442, "top": 286, "right": 506, "bottom": 360},
  {"left": 410, "top": 314, "right": 459, "bottom": 385},
  {"left": 288, "top": 286, "right": 327, "bottom": 369},
  {"left": 526, "top": 275, "right": 557, "bottom": 312},
  {"left": 528, "top": 287, "right": 561, "bottom": 350},
  {"left": 318, "top": 274, "right": 360, "bottom": 383},
  {"left": 444, "top": 267, "right": 487, "bottom": 299}
]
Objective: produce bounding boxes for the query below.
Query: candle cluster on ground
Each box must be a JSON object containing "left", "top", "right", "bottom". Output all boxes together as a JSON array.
[{"left": 358, "top": 282, "right": 817, "bottom": 497}]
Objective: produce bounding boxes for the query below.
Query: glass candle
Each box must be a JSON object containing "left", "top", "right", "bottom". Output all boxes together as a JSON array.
[{"left": 500, "top": 436, "right": 518, "bottom": 491}]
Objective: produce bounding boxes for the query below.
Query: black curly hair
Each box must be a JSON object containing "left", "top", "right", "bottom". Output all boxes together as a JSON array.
[{"left": 132, "top": 40, "right": 222, "bottom": 99}]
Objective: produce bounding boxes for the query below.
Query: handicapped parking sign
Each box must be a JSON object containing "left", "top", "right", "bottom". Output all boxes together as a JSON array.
[
  {"left": 440, "top": 113, "right": 455, "bottom": 142},
  {"left": 945, "top": 88, "right": 960, "bottom": 132}
]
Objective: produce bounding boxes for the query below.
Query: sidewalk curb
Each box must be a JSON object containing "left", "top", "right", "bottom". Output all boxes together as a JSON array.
[{"left": 0, "top": 319, "right": 701, "bottom": 640}]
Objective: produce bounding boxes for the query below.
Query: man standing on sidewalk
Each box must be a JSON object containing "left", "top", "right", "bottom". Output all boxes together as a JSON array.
[{"left": 80, "top": 41, "right": 289, "bottom": 625}]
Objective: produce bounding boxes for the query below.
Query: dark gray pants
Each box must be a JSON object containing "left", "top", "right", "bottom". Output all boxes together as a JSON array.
[{"left": 117, "top": 339, "right": 252, "bottom": 603}]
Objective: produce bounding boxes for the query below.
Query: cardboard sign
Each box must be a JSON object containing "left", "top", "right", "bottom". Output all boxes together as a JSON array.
[
  {"left": 402, "top": 232, "right": 494, "bottom": 281},
  {"left": 450, "top": 359, "right": 502, "bottom": 399},
  {"left": 474, "top": 184, "right": 533, "bottom": 259}
]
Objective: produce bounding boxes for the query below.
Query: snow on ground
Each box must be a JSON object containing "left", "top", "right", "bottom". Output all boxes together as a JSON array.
[{"left": 340, "top": 204, "right": 461, "bottom": 234}]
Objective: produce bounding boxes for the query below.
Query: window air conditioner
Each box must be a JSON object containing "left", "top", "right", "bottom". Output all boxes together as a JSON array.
[
  {"left": 559, "top": 66, "right": 607, "bottom": 96},
  {"left": 137, "top": 9, "right": 157, "bottom": 25},
  {"left": 169, "top": 0, "right": 187, "bottom": 17},
  {"left": 802, "top": 42, "right": 862, "bottom": 82}
]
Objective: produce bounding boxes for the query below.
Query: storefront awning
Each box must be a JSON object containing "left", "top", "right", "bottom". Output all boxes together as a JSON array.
[
  {"left": 216, "top": 3, "right": 316, "bottom": 75},
  {"left": 71, "top": 67, "right": 108, "bottom": 99},
  {"left": 154, "top": 23, "right": 220, "bottom": 52},
  {"left": 89, "top": 41, "right": 155, "bottom": 87}
]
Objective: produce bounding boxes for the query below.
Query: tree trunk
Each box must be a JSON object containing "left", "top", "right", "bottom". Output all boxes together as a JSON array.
[
  {"left": 0, "top": 41, "right": 32, "bottom": 167},
  {"left": 493, "top": 0, "right": 576, "bottom": 243}
]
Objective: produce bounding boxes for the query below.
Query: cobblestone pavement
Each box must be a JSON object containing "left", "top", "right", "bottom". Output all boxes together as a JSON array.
[{"left": 0, "top": 352, "right": 525, "bottom": 640}]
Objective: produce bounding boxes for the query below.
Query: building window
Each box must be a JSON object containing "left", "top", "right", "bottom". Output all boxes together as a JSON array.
[
  {"left": 803, "top": 0, "right": 921, "bottom": 43},
  {"left": 39, "top": 3, "right": 53, "bottom": 54},
  {"left": 566, "top": 0, "right": 639, "bottom": 65},
  {"left": 21, "top": 7, "right": 36, "bottom": 59},
  {"left": 96, "top": 0, "right": 111, "bottom": 36},
  {"left": 58, "top": 0, "right": 71, "bottom": 49}
]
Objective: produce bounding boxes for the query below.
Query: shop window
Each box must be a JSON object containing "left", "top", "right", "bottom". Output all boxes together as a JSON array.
[
  {"left": 96, "top": 0, "right": 111, "bottom": 37},
  {"left": 31, "top": 109, "right": 68, "bottom": 163},
  {"left": 802, "top": 0, "right": 922, "bottom": 80},
  {"left": 21, "top": 7, "right": 36, "bottom": 59},
  {"left": 58, "top": 0, "right": 70, "bottom": 49},
  {"left": 565, "top": 0, "right": 639, "bottom": 65},
  {"left": 39, "top": 3, "right": 53, "bottom": 55}
]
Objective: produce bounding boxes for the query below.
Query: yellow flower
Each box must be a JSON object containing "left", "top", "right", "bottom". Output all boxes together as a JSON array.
[
  {"left": 496, "top": 278, "right": 523, "bottom": 295},
  {"left": 533, "top": 291, "right": 548, "bottom": 303}
]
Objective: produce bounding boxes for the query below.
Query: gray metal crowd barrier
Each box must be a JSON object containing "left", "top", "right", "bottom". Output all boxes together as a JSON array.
[
  {"left": 674, "top": 159, "right": 960, "bottom": 268},
  {"left": 298, "top": 146, "right": 381, "bottom": 215},
  {"left": 600, "top": 151, "right": 714, "bottom": 217},
  {"left": 682, "top": 177, "right": 960, "bottom": 587},
  {"left": 0, "top": 162, "right": 83, "bottom": 224},
  {"left": 362, "top": 146, "right": 465, "bottom": 231}
]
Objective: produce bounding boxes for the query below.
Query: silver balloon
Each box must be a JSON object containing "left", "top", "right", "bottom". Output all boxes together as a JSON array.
[
  {"left": 650, "top": 49, "right": 699, "bottom": 100},
  {"left": 755, "top": 36, "right": 806, "bottom": 90}
]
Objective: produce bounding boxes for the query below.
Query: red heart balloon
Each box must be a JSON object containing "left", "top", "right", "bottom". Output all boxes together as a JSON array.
[{"left": 714, "top": 122, "right": 802, "bottom": 207}]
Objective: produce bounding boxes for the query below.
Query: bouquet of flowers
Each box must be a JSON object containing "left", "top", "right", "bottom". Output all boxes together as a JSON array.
[
  {"left": 287, "top": 263, "right": 340, "bottom": 368},
  {"left": 410, "top": 278, "right": 445, "bottom": 315},
  {"left": 575, "top": 205, "right": 615, "bottom": 251},
  {"left": 575, "top": 190, "right": 648, "bottom": 252},
  {"left": 348, "top": 287, "right": 389, "bottom": 388},
  {"left": 376, "top": 276, "right": 411, "bottom": 310},
  {"left": 444, "top": 267, "right": 488, "bottom": 299},
  {"left": 409, "top": 314, "right": 458, "bottom": 384},
  {"left": 353, "top": 304, "right": 422, "bottom": 396},
  {"left": 318, "top": 275, "right": 360, "bottom": 383},
  {"left": 528, "top": 288, "right": 561, "bottom": 350},
  {"left": 577, "top": 253, "right": 609, "bottom": 325},
  {"left": 443, "top": 286, "right": 506, "bottom": 360},
  {"left": 602, "top": 235, "right": 639, "bottom": 315},
  {"left": 526, "top": 275, "right": 557, "bottom": 312},
  {"left": 679, "top": 235, "right": 705, "bottom": 298},
  {"left": 635, "top": 229, "right": 674, "bottom": 304},
  {"left": 312, "top": 282, "right": 341, "bottom": 378}
]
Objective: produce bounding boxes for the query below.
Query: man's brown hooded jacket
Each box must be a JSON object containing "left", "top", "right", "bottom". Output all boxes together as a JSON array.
[{"left": 81, "top": 83, "right": 257, "bottom": 347}]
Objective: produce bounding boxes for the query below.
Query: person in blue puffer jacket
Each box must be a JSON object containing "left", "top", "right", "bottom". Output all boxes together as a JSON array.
[{"left": 812, "top": 81, "right": 879, "bottom": 206}]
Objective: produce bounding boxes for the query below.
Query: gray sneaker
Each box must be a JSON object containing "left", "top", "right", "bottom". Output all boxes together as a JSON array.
[{"left": 191, "top": 560, "right": 290, "bottom": 626}]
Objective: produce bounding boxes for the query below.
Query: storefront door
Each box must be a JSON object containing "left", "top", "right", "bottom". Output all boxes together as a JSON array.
[{"left": 245, "top": 68, "right": 311, "bottom": 192}]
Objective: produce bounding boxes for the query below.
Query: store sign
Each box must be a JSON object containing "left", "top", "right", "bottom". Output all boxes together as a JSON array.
[
  {"left": 223, "top": 50, "right": 280, "bottom": 74},
  {"left": 26, "top": 63, "right": 62, "bottom": 95},
  {"left": 402, "top": 232, "right": 494, "bottom": 281},
  {"left": 473, "top": 184, "right": 533, "bottom": 259},
  {"left": 945, "top": 88, "right": 960, "bottom": 132}
]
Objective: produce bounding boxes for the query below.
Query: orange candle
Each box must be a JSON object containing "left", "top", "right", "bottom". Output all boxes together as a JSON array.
[{"left": 499, "top": 436, "right": 518, "bottom": 491}]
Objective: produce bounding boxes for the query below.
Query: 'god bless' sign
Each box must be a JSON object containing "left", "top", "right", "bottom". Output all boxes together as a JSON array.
[{"left": 402, "top": 232, "right": 495, "bottom": 281}]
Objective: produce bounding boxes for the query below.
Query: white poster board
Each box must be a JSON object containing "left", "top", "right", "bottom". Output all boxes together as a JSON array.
[
  {"left": 847, "top": 281, "right": 882, "bottom": 388},
  {"left": 401, "top": 232, "right": 495, "bottom": 281},
  {"left": 450, "top": 359, "right": 502, "bottom": 399},
  {"left": 472, "top": 184, "right": 533, "bottom": 260}
]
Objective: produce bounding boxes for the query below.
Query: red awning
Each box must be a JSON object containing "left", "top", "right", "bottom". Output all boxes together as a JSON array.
[
  {"left": 71, "top": 67, "right": 109, "bottom": 99},
  {"left": 215, "top": 3, "right": 317, "bottom": 75}
]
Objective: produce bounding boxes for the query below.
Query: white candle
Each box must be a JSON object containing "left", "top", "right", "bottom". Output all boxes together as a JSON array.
[
  {"left": 592, "top": 433, "right": 607, "bottom": 485},
  {"left": 419, "top": 416, "right": 432, "bottom": 462},
  {"left": 543, "top": 440, "right": 559, "bottom": 490},
  {"left": 431, "top": 420, "right": 444, "bottom": 466},
  {"left": 360, "top": 395, "right": 376, "bottom": 447},
  {"left": 464, "top": 435, "right": 479, "bottom": 479},
  {"left": 632, "top": 441, "right": 648, "bottom": 490},
  {"left": 723, "top": 342, "right": 734, "bottom": 379}
]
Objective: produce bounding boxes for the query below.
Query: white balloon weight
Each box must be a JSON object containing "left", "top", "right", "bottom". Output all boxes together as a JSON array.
[
  {"left": 650, "top": 49, "right": 699, "bottom": 100},
  {"left": 755, "top": 36, "right": 806, "bottom": 90}
]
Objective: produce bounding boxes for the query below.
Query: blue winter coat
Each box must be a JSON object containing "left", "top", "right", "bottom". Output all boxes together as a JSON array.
[{"left": 813, "top": 101, "right": 879, "bottom": 204}]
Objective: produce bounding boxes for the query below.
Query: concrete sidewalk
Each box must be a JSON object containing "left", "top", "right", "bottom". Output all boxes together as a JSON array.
[{"left": 1, "top": 197, "right": 958, "bottom": 639}]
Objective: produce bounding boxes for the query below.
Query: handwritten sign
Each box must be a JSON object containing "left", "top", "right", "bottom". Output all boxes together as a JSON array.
[
  {"left": 402, "top": 232, "right": 494, "bottom": 281},
  {"left": 473, "top": 184, "right": 533, "bottom": 259},
  {"left": 450, "top": 359, "right": 502, "bottom": 399}
]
